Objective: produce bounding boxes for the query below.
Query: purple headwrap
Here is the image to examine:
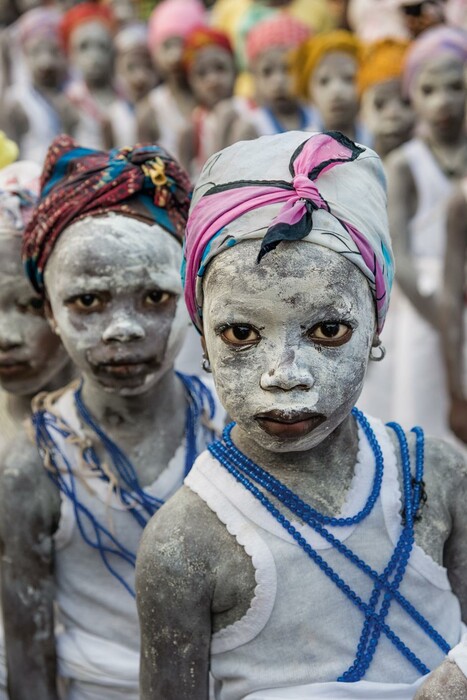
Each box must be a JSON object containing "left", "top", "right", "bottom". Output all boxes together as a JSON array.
[
  {"left": 403, "top": 25, "right": 467, "bottom": 97},
  {"left": 183, "top": 131, "right": 393, "bottom": 335}
]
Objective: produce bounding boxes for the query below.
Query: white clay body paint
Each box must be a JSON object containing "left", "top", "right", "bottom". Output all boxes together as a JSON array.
[
  {"left": 0, "top": 233, "right": 69, "bottom": 396},
  {"left": 45, "top": 214, "right": 189, "bottom": 396},
  {"left": 203, "top": 240, "right": 376, "bottom": 453}
]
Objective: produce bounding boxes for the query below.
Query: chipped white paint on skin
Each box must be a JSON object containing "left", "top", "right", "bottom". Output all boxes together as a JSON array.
[{"left": 203, "top": 240, "right": 375, "bottom": 456}]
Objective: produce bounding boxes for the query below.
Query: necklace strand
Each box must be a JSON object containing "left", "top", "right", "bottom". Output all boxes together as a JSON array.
[{"left": 208, "top": 409, "right": 449, "bottom": 680}]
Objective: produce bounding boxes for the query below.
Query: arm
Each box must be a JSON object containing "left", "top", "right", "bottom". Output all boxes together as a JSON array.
[
  {"left": 0, "top": 431, "right": 61, "bottom": 700},
  {"left": 136, "top": 487, "right": 214, "bottom": 700},
  {"left": 440, "top": 188, "right": 467, "bottom": 442},
  {"left": 178, "top": 122, "right": 195, "bottom": 175},
  {"left": 386, "top": 149, "right": 438, "bottom": 327},
  {"left": 1, "top": 96, "right": 29, "bottom": 146},
  {"left": 136, "top": 97, "right": 160, "bottom": 144},
  {"left": 415, "top": 445, "right": 467, "bottom": 698}
]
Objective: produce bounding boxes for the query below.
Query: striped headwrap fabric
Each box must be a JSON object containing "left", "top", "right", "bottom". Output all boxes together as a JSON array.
[
  {"left": 183, "top": 130, "right": 394, "bottom": 335},
  {"left": 23, "top": 135, "right": 192, "bottom": 294}
]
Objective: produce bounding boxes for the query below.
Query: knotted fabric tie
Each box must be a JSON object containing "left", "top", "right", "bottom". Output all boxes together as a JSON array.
[{"left": 183, "top": 131, "right": 391, "bottom": 334}]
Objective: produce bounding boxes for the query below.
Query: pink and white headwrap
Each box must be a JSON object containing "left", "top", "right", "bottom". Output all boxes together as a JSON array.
[
  {"left": 182, "top": 131, "right": 394, "bottom": 334},
  {"left": 403, "top": 25, "right": 467, "bottom": 97},
  {"left": 148, "top": 0, "right": 207, "bottom": 52}
]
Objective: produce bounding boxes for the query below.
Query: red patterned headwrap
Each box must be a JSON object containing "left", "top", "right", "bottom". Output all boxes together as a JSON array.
[
  {"left": 23, "top": 135, "right": 192, "bottom": 294},
  {"left": 60, "top": 3, "right": 115, "bottom": 52},
  {"left": 182, "top": 26, "right": 233, "bottom": 72}
]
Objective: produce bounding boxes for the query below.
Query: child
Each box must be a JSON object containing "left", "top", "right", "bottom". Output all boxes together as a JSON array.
[
  {"left": 294, "top": 30, "right": 369, "bottom": 143},
  {"left": 358, "top": 39, "right": 414, "bottom": 160},
  {"left": 232, "top": 14, "right": 313, "bottom": 141},
  {"left": 61, "top": 3, "right": 118, "bottom": 150},
  {"left": 3, "top": 8, "right": 78, "bottom": 164},
  {"left": 386, "top": 26, "right": 467, "bottom": 441},
  {"left": 136, "top": 131, "right": 467, "bottom": 699},
  {"left": 178, "top": 26, "right": 236, "bottom": 179},
  {"left": 137, "top": 0, "right": 207, "bottom": 157},
  {"left": 0, "top": 160, "right": 74, "bottom": 454},
  {"left": 104, "top": 23, "right": 157, "bottom": 148},
  {"left": 0, "top": 137, "right": 222, "bottom": 699}
]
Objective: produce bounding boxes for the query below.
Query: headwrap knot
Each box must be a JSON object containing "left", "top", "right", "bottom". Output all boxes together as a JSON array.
[
  {"left": 23, "top": 135, "right": 192, "bottom": 294},
  {"left": 183, "top": 131, "right": 393, "bottom": 335}
]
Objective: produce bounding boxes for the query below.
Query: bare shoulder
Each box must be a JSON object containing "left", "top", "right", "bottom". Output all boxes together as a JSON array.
[
  {"left": 423, "top": 434, "right": 466, "bottom": 500},
  {"left": 385, "top": 144, "right": 415, "bottom": 186},
  {"left": 0, "top": 426, "right": 60, "bottom": 538},
  {"left": 138, "top": 484, "right": 228, "bottom": 577}
]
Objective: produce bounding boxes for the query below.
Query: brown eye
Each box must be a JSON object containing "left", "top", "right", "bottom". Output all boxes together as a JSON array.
[
  {"left": 145, "top": 290, "right": 171, "bottom": 306},
  {"left": 70, "top": 294, "right": 102, "bottom": 312},
  {"left": 221, "top": 325, "right": 260, "bottom": 346},
  {"left": 18, "top": 296, "right": 45, "bottom": 316},
  {"left": 308, "top": 322, "right": 352, "bottom": 346}
]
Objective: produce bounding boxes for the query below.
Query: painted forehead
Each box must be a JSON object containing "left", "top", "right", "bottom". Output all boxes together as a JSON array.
[
  {"left": 44, "top": 215, "right": 183, "bottom": 291},
  {"left": 204, "top": 240, "right": 371, "bottom": 313}
]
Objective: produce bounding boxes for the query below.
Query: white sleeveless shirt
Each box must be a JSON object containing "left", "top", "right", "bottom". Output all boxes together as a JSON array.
[
  {"left": 186, "top": 415, "right": 463, "bottom": 700},
  {"left": 33, "top": 378, "right": 223, "bottom": 700}
]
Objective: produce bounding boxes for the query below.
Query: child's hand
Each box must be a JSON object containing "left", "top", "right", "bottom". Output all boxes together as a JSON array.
[{"left": 414, "top": 660, "right": 467, "bottom": 699}]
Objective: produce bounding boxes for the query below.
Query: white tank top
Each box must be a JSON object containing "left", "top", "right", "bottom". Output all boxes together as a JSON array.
[
  {"left": 32, "top": 378, "right": 223, "bottom": 698},
  {"left": 186, "top": 415, "right": 463, "bottom": 700},
  {"left": 148, "top": 84, "right": 189, "bottom": 159},
  {"left": 5, "top": 83, "right": 62, "bottom": 165},
  {"left": 402, "top": 138, "right": 453, "bottom": 292}
]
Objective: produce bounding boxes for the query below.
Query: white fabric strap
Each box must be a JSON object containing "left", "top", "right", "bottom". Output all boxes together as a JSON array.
[
  {"left": 243, "top": 677, "right": 427, "bottom": 699},
  {"left": 448, "top": 633, "right": 467, "bottom": 677}
]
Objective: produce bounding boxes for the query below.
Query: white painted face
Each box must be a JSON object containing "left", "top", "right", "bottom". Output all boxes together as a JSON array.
[
  {"left": 411, "top": 54, "right": 466, "bottom": 139},
  {"left": 69, "top": 20, "right": 114, "bottom": 85},
  {"left": 44, "top": 215, "right": 188, "bottom": 396},
  {"left": 0, "top": 234, "right": 69, "bottom": 396},
  {"left": 309, "top": 51, "right": 359, "bottom": 130},
  {"left": 202, "top": 240, "right": 375, "bottom": 453}
]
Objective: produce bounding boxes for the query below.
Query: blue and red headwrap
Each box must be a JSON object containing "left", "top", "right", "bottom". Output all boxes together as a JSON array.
[{"left": 23, "top": 135, "right": 192, "bottom": 294}]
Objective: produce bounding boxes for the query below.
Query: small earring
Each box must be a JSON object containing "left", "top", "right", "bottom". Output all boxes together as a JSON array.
[
  {"left": 202, "top": 355, "right": 212, "bottom": 373},
  {"left": 369, "top": 337, "right": 386, "bottom": 362}
]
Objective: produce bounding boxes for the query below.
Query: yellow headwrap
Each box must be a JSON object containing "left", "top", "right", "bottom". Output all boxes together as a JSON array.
[
  {"left": 0, "top": 132, "right": 18, "bottom": 170},
  {"left": 358, "top": 39, "right": 410, "bottom": 96},
  {"left": 293, "top": 30, "right": 361, "bottom": 99}
]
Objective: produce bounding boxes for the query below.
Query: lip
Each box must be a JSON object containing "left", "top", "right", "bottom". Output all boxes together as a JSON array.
[
  {"left": 0, "top": 359, "right": 30, "bottom": 376},
  {"left": 93, "top": 359, "right": 157, "bottom": 379},
  {"left": 255, "top": 410, "right": 326, "bottom": 439}
]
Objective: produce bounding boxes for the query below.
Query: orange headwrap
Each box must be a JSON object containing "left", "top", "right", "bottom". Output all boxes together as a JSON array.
[
  {"left": 293, "top": 30, "right": 361, "bottom": 99},
  {"left": 182, "top": 26, "right": 233, "bottom": 72},
  {"left": 358, "top": 39, "right": 410, "bottom": 95},
  {"left": 60, "top": 3, "right": 115, "bottom": 52}
]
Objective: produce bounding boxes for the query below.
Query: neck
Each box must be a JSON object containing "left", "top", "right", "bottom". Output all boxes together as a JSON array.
[
  {"left": 327, "top": 120, "right": 356, "bottom": 140},
  {"left": 7, "top": 360, "right": 75, "bottom": 422},
  {"left": 232, "top": 412, "right": 358, "bottom": 478},
  {"left": 424, "top": 123, "right": 465, "bottom": 147},
  {"left": 80, "top": 367, "right": 184, "bottom": 431}
]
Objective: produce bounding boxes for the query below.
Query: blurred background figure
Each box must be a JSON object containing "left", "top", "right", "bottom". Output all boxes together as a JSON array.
[
  {"left": 61, "top": 2, "right": 118, "bottom": 149},
  {"left": 358, "top": 38, "right": 414, "bottom": 159},
  {"left": 232, "top": 14, "right": 313, "bottom": 140},
  {"left": 137, "top": 0, "right": 207, "bottom": 156},
  {"left": 386, "top": 26, "right": 467, "bottom": 442},
  {"left": 2, "top": 7, "right": 77, "bottom": 164},
  {"left": 178, "top": 26, "right": 236, "bottom": 179},
  {"left": 294, "top": 30, "right": 367, "bottom": 142},
  {"left": 103, "top": 21, "right": 156, "bottom": 147}
]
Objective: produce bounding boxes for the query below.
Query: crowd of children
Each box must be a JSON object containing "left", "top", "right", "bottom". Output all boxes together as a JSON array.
[{"left": 0, "top": 0, "right": 465, "bottom": 698}]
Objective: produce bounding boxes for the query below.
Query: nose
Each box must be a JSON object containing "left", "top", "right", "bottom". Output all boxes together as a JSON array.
[
  {"left": 260, "top": 348, "right": 314, "bottom": 392},
  {"left": 102, "top": 314, "right": 145, "bottom": 343},
  {"left": 0, "top": 317, "right": 22, "bottom": 351}
]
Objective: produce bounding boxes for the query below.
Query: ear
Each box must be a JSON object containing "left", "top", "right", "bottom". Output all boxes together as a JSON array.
[
  {"left": 200, "top": 334, "right": 207, "bottom": 357},
  {"left": 44, "top": 299, "right": 60, "bottom": 336}
]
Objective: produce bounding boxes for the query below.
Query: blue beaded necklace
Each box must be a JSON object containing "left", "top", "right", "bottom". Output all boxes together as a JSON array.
[
  {"left": 208, "top": 408, "right": 449, "bottom": 680},
  {"left": 33, "top": 372, "right": 216, "bottom": 597}
]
